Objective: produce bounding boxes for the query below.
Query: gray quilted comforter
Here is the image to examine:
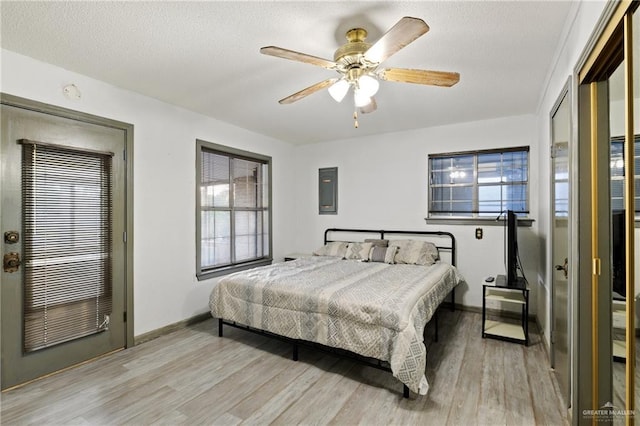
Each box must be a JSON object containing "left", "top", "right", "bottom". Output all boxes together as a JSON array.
[{"left": 209, "top": 256, "right": 462, "bottom": 394}]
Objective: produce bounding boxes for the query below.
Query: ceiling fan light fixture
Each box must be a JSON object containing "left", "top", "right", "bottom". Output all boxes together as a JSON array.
[
  {"left": 357, "top": 75, "right": 379, "bottom": 98},
  {"left": 353, "top": 90, "right": 372, "bottom": 107},
  {"left": 328, "top": 79, "right": 350, "bottom": 102},
  {"left": 261, "top": 16, "right": 459, "bottom": 128}
]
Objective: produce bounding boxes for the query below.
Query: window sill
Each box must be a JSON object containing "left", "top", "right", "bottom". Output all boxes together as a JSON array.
[
  {"left": 197, "top": 258, "right": 272, "bottom": 281},
  {"left": 424, "top": 217, "right": 534, "bottom": 227}
]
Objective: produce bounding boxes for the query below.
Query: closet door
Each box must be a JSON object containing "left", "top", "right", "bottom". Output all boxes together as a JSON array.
[
  {"left": 550, "top": 82, "right": 571, "bottom": 408},
  {"left": 576, "top": 2, "right": 637, "bottom": 423}
]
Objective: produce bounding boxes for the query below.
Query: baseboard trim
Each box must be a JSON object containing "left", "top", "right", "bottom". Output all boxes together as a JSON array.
[
  {"left": 134, "top": 304, "right": 538, "bottom": 346},
  {"left": 537, "top": 317, "right": 551, "bottom": 361},
  {"left": 134, "top": 312, "right": 212, "bottom": 345}
]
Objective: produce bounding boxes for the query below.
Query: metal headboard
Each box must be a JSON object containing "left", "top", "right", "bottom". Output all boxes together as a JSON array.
[{"left": 323, "top": 228, "right": 456, "bottom": 267}]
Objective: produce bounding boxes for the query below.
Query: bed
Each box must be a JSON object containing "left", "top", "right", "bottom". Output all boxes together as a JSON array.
[{"left": 209, "top": 229, "right": 463, "bottom": 397}]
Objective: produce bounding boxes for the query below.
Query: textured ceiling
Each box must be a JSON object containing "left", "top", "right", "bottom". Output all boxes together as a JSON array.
[{"left": 0, "top": 1, "right": 574, "bottom": 144}]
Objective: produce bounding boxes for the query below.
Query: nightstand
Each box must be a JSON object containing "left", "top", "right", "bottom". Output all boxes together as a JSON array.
[{"left": 482, "top": 275, "right": 529, "bottom": 345}]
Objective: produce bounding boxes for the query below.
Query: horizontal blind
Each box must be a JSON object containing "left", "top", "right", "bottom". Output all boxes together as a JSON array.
[
  {"left": 22, "top": 140, "right": 113, "bottom": 353},
  {"left": 429, "top": 147, "right": 529, "bottom": 217},
  {"left": 200, "top": 148, "right": 269, "bottom": 270}
]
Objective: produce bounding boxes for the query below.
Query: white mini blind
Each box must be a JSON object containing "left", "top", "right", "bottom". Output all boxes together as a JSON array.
[{"left": 21, "top": 140, "right": 113, "bottom": 353}]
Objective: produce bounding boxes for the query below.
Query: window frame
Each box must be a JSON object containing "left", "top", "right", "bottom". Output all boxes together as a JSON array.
[
  {"left": 610, "top": 134, "right": 640, "bottom": 220},
  {"left": 427, "top": 146, "right": 532, "bottom": 225},
  {"left": 196, "top": 139, "right": 272, "bottom": 280}
]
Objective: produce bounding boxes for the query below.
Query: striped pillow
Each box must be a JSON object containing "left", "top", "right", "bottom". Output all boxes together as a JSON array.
[{"left": 369, "top": 245, "right": 397, "bottom": 264}]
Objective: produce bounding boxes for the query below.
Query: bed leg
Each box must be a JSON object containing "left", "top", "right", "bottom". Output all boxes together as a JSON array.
[
  {"left": 403, "top": 384, "right": 410, "bottom": 398},
  {"left": 434, "top": 311, "right": 439, "bottom": 343},
  {"left": 218, "top": 318, "right": 223, "bottom": 337},
  {"left": 292, "top": 343, "right": 299, "bottom": 361}
]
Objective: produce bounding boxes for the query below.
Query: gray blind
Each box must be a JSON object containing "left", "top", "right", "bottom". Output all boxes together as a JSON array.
[
  {"left": 200, "top": 149, "right": 269, "bottom": 270},
  {"left": 22, "top": 140, "right": 113, "bottom": 353},
  {"left": 429, "top": 146, "right": 529, "bottom": 218}
]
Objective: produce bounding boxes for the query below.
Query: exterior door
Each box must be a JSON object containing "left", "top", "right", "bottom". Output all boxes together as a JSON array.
[
  {"left": 550, "top": 84, "right": 571, "bottom": 408},
  {"left": 1, "top": 99, "right": 128, "bottom": 390}
]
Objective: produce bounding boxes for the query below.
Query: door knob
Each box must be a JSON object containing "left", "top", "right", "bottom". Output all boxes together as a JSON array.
[
  {"left": 3, "top": 252, "right": 21, "bottom": 273},
  {"left": 554, "top": 257, "right": 568, "bottom": 279}
]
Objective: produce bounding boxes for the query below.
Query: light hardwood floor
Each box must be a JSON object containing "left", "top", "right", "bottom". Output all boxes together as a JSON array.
[{"left": 1, "top": 310, "right": 568, "bottom": 425}]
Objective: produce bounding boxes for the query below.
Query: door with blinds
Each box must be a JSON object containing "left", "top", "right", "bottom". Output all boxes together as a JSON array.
[{"left": 1, "top": 99, "right": 129, "bottom": 390}]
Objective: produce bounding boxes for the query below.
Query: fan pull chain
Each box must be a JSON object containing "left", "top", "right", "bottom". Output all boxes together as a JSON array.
[{"left": 353, "top": 110, "right": 359, "bottom": 128}]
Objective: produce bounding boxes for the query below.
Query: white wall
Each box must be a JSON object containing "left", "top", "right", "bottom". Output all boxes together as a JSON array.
[
  {"left": 0, "top": 0, "right": 610, "bottom": 342},
  {"left": 0, "top": 49, "right": 297, "bottom": 336},
  {"left": 292, "top": 114, "right": 540, "bottom": 312}
]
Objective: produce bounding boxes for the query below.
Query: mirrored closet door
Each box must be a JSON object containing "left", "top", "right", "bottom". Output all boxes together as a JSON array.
[
  {"left": 608, "top": 54, "right": 637, "bottom": 423},
  {"left": 576, "top": 2, "right": 637, "bottom": 424}
]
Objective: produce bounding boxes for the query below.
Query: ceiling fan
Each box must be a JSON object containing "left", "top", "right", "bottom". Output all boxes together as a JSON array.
[{"left": 260, "top": 16, "right": 460, "bottom": 127}]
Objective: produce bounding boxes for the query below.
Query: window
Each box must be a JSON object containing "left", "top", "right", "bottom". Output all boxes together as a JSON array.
[
  {"left": 553, "top": 142, "right": 569, "bottom": 217},
  {"left": 610, "top": 135, "right": 640, "bottom": 216},
  {"left": 428, "top": 146, "right": 529, "bottom": 219},
  {"left": 196, "top": 140, "right": 272, "bottom": 279}
]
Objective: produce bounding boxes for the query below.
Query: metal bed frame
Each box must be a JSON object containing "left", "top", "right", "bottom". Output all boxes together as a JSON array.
[
  {"left": 217, "top": 228, "right": 457, "bottom": 398},
  {"left": 324, "top": 228, "right": 457, "bottom": 309}
]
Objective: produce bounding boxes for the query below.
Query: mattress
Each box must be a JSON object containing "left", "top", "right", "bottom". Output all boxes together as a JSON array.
[{"left": 209, "top": 255, "right": 462, "bottom": 394}]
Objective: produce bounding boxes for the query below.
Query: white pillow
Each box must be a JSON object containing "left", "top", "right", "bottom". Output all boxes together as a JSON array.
[
  {"left": 389, "top": 240, "right": 439, "bottom": 265},
  {"left": 364, "top": 238, "right": 388, "bottom": 247},
  {"left": 312, "top": 241, "right": 348, "bottom": 257}
]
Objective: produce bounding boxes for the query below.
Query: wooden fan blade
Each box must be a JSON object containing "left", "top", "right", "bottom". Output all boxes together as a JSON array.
[
  {"left": 260, "top": 46, "right": 336, "bottom": 70},
  {"left": 364, "top": 17, "right": 429, "bottom": 64},
  {"left": 379, "top": 68, "right": 460, "bottom": 87},
  {"left": 279, "top": 78, "right": 339, "bottom": 104},
  {"left": 360, "top": 97, "right": 377, "bottom": 114}
]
